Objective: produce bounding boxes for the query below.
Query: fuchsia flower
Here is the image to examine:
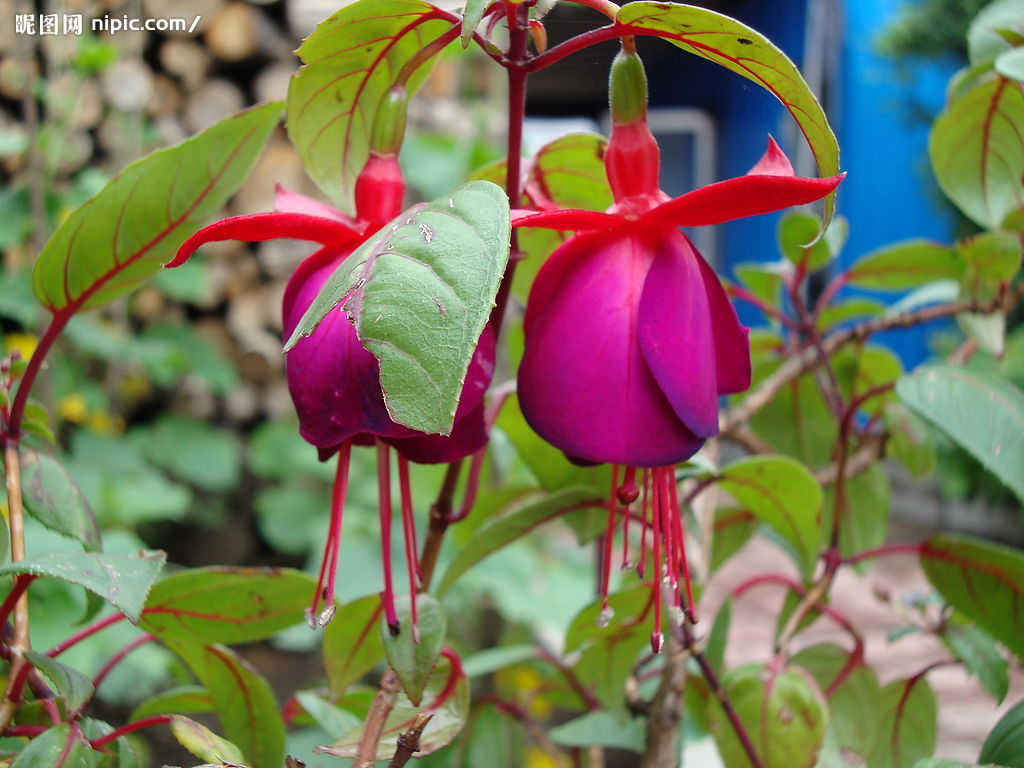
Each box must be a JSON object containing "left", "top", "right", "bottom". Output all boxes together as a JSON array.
[
  {"left": 170, "top": 142, "right": 494, "bottom": 634},
  {"left": 514, "top": 49, "right": 844, "bottom": 650}
]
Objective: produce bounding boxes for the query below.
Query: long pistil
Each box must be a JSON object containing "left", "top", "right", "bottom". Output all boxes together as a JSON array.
[{"left": 397, "top": 455, "right": 420, "bottom": 642}]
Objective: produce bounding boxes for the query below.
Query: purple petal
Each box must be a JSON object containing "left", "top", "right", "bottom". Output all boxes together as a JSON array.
[
  {"left": 637, "top": 230, "right": 719, "bottom": 439},
  {"left": 518, "top": 229, "right": 704, "bottom": 467},
  {"left": 694, "top": 250, "right": 752, "bottom": 395}
]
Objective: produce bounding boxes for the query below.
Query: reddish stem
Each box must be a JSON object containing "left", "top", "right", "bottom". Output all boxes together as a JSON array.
[
  {"left": 0, "top": 575, "right": 36, "bottom": 628},
  {"left": 89, "top": 715, "right": 172, "bottom": 750},
  {"left": 843, "top": 542, "right": 922, "bottom": 566},
  {"left": 4, "top": 315, "right": 68, "bottom": 440},
  {"left": 5, "top": 724, "right": 47, "bottom": 738},
  {"left": 726, "top": 284, "right": 800, "bottom": 331},
  {"left": 47, "top": 613, "right": 127, "bottom": 658},
  {"left": 425, "top": 648, "right": 465, "bottom": 714},
  {"left": 394, "top": 24, "right": 462, "bottom": 88},
  {"left": 397, "top": 455, "right": 420, "bottom": 639},
  {"left": 90, "top": 634, "right": 157, "bottom": 701}
]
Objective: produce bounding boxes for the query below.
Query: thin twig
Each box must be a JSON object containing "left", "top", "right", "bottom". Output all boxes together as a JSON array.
[
  {"left": 720, "top": 287, "right": 1023, "bottom": 435},
  {"left": 352, "top": 669, "right": 401, "bottom": 768},
  {"left": 0, "top": 443, "right": 30, "bottom": 730},
  {"left": 640, "top": 631, "right": 688, "bottom": 768},
  {"left": 388, "top": 712, "right": 434, "bottom": 768}
]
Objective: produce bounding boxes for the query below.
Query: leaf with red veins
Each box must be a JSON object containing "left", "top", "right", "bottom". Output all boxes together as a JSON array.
[
  {"left": 930, "top": 75, "right": 1024, "bottom": 231},
  {"left": 286, "top": 0, "right": 456, "bottom": 214},
  {"left": 168, "top": 212, "right": 362, "bottom": 268},
  {"left": 32, "top": 102, "right": 281, "bottom": 314},
  {"left": 615, "top": 1, "right": 840, "bottom": 228}
]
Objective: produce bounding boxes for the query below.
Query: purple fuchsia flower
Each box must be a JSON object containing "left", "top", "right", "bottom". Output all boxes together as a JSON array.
[
  {"left": 170, "top": 147, "right": 494, "bottom": 636},
  {"left": 513, "top": 48, "right": 844, "bottom": 651}
]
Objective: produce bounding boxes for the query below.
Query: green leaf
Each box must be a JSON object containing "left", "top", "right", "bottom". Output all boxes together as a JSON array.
[
  {"left": 138, "top": 416, "right": 241, "bottom": 492},
  {"left": 968, "top": 0, "right": 1024, "bottom": 64},
  {"left": 957, "top": 231, "right": 1022, "bottom": 292},
  {"left": 734, "top": 261, "right": 786, "bottom": 310},
  {"left": 980, "top": 698, "right": 1024, "bottom": 767},
  {"left": 33, "top": 102, "right": 281, "bottom": 313},
  {"left": 884, "top": 402, "right": 937, "bottom": 479},
  {"left": 897, "top": 366, "right": 1024, "bottom": 503},
  {"left": 549, "top": 710, "right": 646, "bottom": 752},
  {"left": 846, "top": 240, "right": 962, "bottom": 290},
  {"left": 996, "top": 46, "right": 1024, "bottom": 80},
  {"left": 129, "top": 685, "right": 216, "bottom": 721},
  {"left": 437, "top": 487, "right": 602, "bottom": 596},
  {"left": 140, "top": 567, "right": 315, "bottom": 644},
  {"left": 930, "top": 76, "right": 1024, "bottom": 230},
  {"left": 941, "top": 615, "right": 1009, "bottom": 703},
  {"left": 16, "top": 450, "right": 100, "bottom": 551},
  {"left": 286, "top": 0, "right": 455, "bottom": 212},
  {"left": 167, "top": 640, "right": 285, "bottom": 768},
  {"left": 462, "top": 644, "right": 536, "bottom": 678},
  {"left": 710, "top": 508, "right": 757, "bottom": 573},
  {"left": 717, "top": 456, "right": 822, "bottom": 576},
  {"left": 920, "top": 533, "right": 1024, "bottom": 661},
  {"left": 169, "top": 714, "right": 246, "bottom": 765},
  {"left": 778, "top": 212, "right": 830, "bottom": 271},
  {"left": 23, "top": 649, "right": 94, "bottom": 714},
  {"left": 791, "top": 644, "right": 881, "bottom": 765},
  {"left": 817, "top": 298, "right": 885, "bottom": 330},
  {"left": 295, "top": 690, "right": 361, "bottom": 738},
  {"left": 865, "top": 676, "right": 936, "bottom": 768},
  {"left": 616, "top": 1, "right": 840, "bottom": 230},
  {"left": 10, "top": 724, "right": 93, "bottom": 768},
  {"left": 529, "top": 133, "right": 613, "bottom": 212},
  {"left": 707, "top": 664, "right": 827, "bottom": 768},
  {"left": 496, "top": 394, "right": 610, "bottom": 493},
  {"left": 318, "top": 654, "right": 469, "bottom": 760},
  {"left": 566, "top": 585, "right": 651, "bottom": 710},
  {"left": 0, "top": 550, "right": 164, "bottom": 623},
  {"left": 285, "top": 181, "right": 510, "bottom": 434},
  {"left": 705, "top": 597, "right": 732, "bottom": 674},
  {"left": 382, "top": 593, "right": 446, "bottom": 706},
  {"left": 822, "top": 465, "right": 890, "bottom": 562},
  {"left": 461, "top": 0, "right": 490, "bottom": 47},
  {"left": 324, "top": 594, "right": 386, "bottom": 697}
]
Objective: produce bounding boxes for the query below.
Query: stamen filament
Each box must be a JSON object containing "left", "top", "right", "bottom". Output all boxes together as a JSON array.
[
  {"left": 307, "top": 442, "right": 351, "bottom": 628},
  {"left": 599, "top": 464, "right": 619, "bottom": 621},
  {"left": 638, "top": 468, "right": 650, "bottom": 578},
  {"left": 376, "top": 440, "right": 399, "bottom": 635},
  {"left": 650, "top": 468, "right": 663, "bottom": 653},
  {"left": 620, "top": 465, "right": 637, "bottom": 569},
  {"left": 668, "top": 469, "right": 696, "bottom": 620},
  {"left": 397, "top": 455, "right": 420, "bottom": 642}
]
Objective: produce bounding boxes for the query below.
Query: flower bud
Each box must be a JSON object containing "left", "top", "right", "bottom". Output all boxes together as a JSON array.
[
  {"left": 609, "top": 49, "right": 647, "bottom": 127},
  {"left": 370, "top": 86, "right": 409, "bottom": 157}
]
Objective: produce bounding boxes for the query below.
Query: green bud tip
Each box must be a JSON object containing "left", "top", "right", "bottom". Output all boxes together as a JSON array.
[
  {"left": 370, "top": 86, "right": 409, "bottom": 156},
  {"left": 609, "top": 49, "right": 648, "bottom": 126}
]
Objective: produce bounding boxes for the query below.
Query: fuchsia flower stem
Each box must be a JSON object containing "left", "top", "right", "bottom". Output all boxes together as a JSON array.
[
  {"left": 89, "top": 715, "right": 172, "bottom": 750},
  {"left": 47, "top": 613, "right": 126, "bottom": 658},
  {"left": 90, "top": 634, "right": 157, "bottom": 701}
]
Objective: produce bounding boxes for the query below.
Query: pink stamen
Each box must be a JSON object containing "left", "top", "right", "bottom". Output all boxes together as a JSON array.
[
  {"left": 619, "top": 466, "right": 637, "bottom": 569},
  {"left": 637, "top": 468, "right": 650, "bottom": 578},
  {"left": 397, "top": 455, "right": 420, "bottom": 643},
  {"left": 599, "top": 465, "right": 619, "bottom": 619},
  {"left": 377, "top": 440, "right": 399, "bottom": 635},
  {"left": 667, "top": 469, "right": 696, "bottom": 621},
  {"left": 650, "top": 469, "right": 663, "bottom": 652},
  {"left": 307, "top": 442, "right": 351, "bottom": 628}
]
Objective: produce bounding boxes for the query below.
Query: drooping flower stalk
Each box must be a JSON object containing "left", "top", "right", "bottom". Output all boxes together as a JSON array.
[{"left": 514, "top": 45, "right": 843, "bottom": 651}]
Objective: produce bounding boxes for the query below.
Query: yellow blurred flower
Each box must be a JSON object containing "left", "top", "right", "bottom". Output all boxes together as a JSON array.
[
  {"left": 88, "top": 411, "right": 124, "bottom": 435},
  {"left": 524, "top": 747, "right": 560, "bottom": 768},
  {"left": 3, "top": 334, "right": 37, "bottom": 361},
  {"left": 58, "top": 393, "right": 89, "bottom": 424}
]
